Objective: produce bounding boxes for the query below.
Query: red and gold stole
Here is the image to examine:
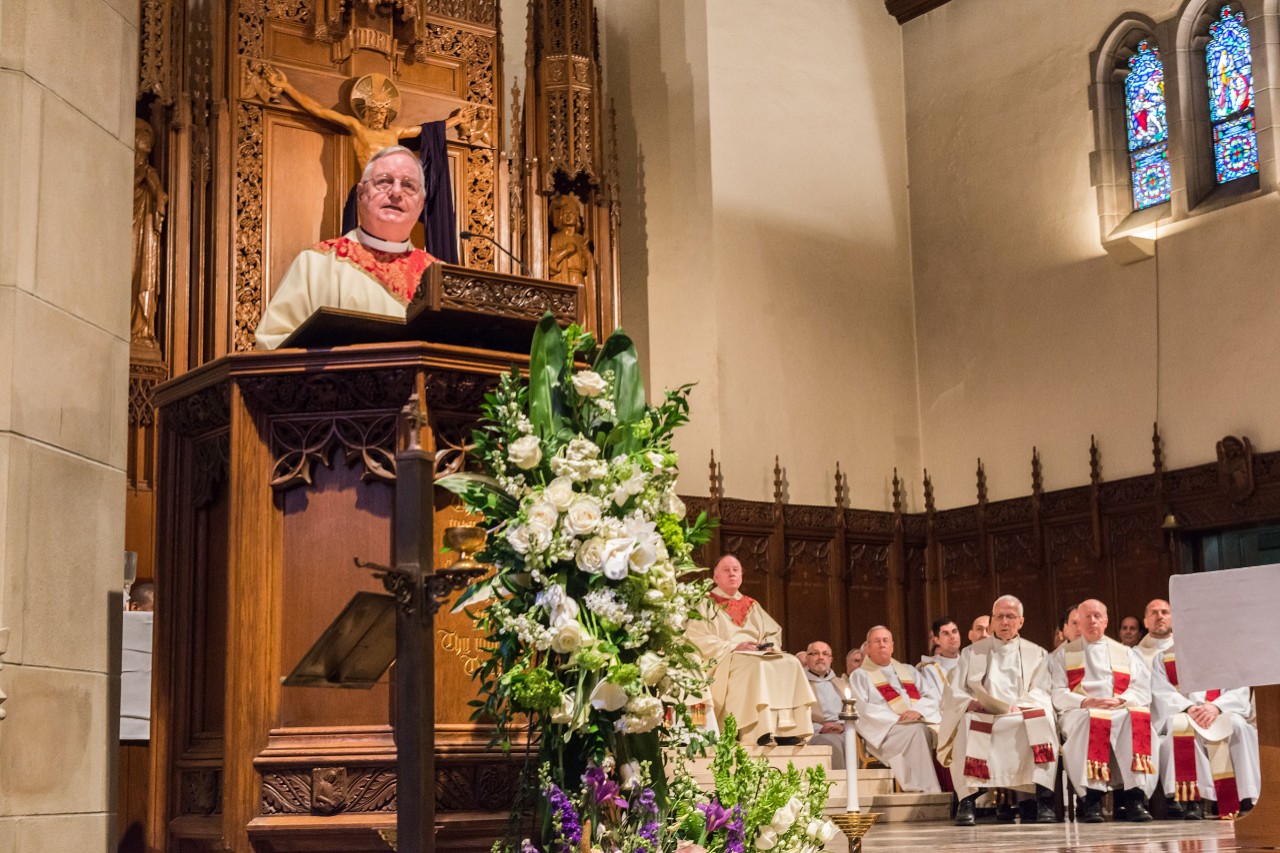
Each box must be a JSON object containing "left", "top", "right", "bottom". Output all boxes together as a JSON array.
[
  {"left": 862, "top": 659, "right": 921, "bottom": 715},
  {"left": 1163, "top": 647, "right": 1239, "bottom": 815},
  {"left": 708, "top": 590, "right": 757, "bottom": 627},
  {"left": 314, "top": 237, "right": 434, "bottom": 305},
  {"left": 1064, "top": 638, "right": 1154, "bottom": 780}
]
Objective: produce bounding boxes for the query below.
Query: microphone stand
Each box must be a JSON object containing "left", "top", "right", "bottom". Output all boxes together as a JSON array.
[{"left": 459, "top": 230, "right": 533, "bottom": 277}]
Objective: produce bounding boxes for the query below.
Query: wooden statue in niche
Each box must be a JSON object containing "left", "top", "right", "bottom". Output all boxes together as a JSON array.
[
  {"left": 130, "top": 118, "right": 167, "bottom": 349},
  {"left": 547, "top": 194, "right": 592, "bottom": 287}
]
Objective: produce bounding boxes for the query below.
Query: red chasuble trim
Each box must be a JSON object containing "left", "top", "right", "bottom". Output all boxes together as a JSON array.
[
  {"left": 708, "top": 591, "right": 757, "bottom": 627},
  {"left": 314, "top": 237, "right": 435, "bottom": 305}
]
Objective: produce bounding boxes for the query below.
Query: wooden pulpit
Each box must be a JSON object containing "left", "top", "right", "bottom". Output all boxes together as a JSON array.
[{"left": 148, "top": 342, "right": 533, "bottom": 853}]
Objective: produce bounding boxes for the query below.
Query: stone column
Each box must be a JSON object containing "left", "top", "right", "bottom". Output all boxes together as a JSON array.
[{"left": 0, "top": 0, "right": 137, "bottom": 849}]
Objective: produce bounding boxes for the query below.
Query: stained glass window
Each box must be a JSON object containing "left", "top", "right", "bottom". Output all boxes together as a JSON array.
[
  {"left": 1206, "top": 6, "right": 1257, "bottom": 183},
  {"left": 1124, "top": 40, "right": 1171, "bottom": 210}
]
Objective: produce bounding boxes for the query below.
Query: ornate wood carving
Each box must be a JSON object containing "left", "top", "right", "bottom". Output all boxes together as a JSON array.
[
  {"left": 722, "top": 534, "right": 770, "bottom": 576},
  {"left": 783, "top": 538, "right": 830, "bottom": 579},
  {"left": 180, "top": 769, "right": 223, "bottom": 816},
  {"left": 1217, "top": 435, "right": 1255, "bottom": 503},
  {"left": 129, "top": 360, "right": 170, "bottom": 429},
  {"left": 439, "top": 270, "right": 578, "bottom": 323},
  {"left": 270, "top": 414, "right": 398, "bottom": 490},
  {"left": 138, "top": 0, "right": 176, "bottom": 101},
  {"left": 238, "top": 369, "right": 415, "bottom": 416},
  {"left": 192, "top": 433, "right": 231, "bottom": 509},
  {"left": 164, "top": 384, "right": 231, "bottom": 437}
]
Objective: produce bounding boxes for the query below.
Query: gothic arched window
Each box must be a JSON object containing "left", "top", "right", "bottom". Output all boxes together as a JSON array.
[
  {"left": 1125, "top": 40, "right": 1171, "bottom": 210},
  {"left": 1205, "top": 5, "right": 1258, "bottom": 183}
]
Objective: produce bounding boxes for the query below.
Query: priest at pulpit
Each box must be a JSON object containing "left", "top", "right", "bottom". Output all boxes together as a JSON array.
[{"left": 254, "top": 145, "right": 439, "bottom": 350}]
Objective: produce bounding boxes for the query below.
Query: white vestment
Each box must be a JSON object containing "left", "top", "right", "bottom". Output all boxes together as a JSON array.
[
  {"left": 806, "top": 669, "right": 850, "bottom": 769},
  {"left": 1049, "top": 637, "right": 1159, "bottom": 796},
  {"left": 687, "top": 588, "right": 816, "bottom": 740},
  {"left": 1136, "top": 633, "right": 1173, "bottom": 671},
  {"left": 849, "top": 658, "right": 942, "bottom": 793},
  {"left": 938, "top": 635, "right": 1057, "bottom": 798},
  {"left": 1150, "top": 642, "right": 1260, "bottom": 805},
  {"left": 917, "top": 653, "right": 960, "bottom": 699},
  {"left": 254, "top": 230, "right": 436, "bottom": 350}
]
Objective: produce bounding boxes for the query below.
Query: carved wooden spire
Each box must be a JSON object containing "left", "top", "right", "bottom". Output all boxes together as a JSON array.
[
  {"left": 834, "top": 462, "right": 848, "bottom": 510},
  {"left": 1089, "top": 435, "right": 1101, "bottom": 487},
  {"left": 1090, "top": 435, "right": 1103, "bottom": 559},
  {"left": 1031, "top": 448, "right": 1043, "bottom": 497},
  {"left": 923, "top": 469, "right": 935, "bottom": 515},
  {"left": 1152, "top": 422, "right": 1164, "bottom": 476},
  {"left": 892, "top": 467, "right": 903, "bottom": 515},
  {"left": 976, "top": 458, "right": 987, "bottom": 508}
]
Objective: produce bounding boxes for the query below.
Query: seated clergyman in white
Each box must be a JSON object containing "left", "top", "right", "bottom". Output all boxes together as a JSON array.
[
  {"left": 940, "top": 595, "right": 1058, "bottom": 826},
  {"left": 804, "top": 641, "right": 851, "bottom": 769},
  {"left": 1147, "top": 597, "right": 1260, "bottom": 820},
  {"left": 1049, "top": 598, "right": 1158, "bottom": 823},
  {"left": 687, "top": 555, "right": 816, "bottom": 745},
  {"left": 917, "top": 615, "right": 962, "bottom": 698},
  {"left": 254, "top": 146, "right": 439, "bottom": 349},
  {"left": 849, "top": 625, "right": 942, "bottom": 793}
]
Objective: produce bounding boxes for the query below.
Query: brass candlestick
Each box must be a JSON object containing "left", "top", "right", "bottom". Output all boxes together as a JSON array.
[{"left": 444, "top": 524, "right": 487, "bottom": 571}]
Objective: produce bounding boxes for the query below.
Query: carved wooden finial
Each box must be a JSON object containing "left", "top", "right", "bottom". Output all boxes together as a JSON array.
[
  {"left": 976, "top": 459, "right": 987, "bottom": 506},
  {"left": 1152, "top": 422, "right": 1164, "bottom": 475},
  {"left": 892, "top": 467, "right": 902, "bottom": 515},
  {"left": 834, "top": 462, "right": 848, "bottom": 509},
  {"left": 773, "top": 456, "right": 784, "bottom": 505},
  {"left": 923, "top": 469, "right": 935, "bottom": 515},
  {"left": 709, "top": 449, "right": 718, "bottom": 499},
  {"left": 1031, "top": 447, "right": 1043, "bottom": 497},
  {"left": 1089, "top": 435, "right": 1101, "bottom": 486}
]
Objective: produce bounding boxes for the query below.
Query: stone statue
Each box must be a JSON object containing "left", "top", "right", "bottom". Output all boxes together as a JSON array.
[
  {"left": 131, "top": 118, "right": 167, "bottom": 348},
  {"left": 260, "top": 65, "right": 465, "bottom": 174},
  {"left": 547, "top": 194, "right": 592, "bottom": 287}
]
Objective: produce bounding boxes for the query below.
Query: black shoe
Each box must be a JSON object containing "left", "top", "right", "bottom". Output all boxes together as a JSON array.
[
  {"left": 996, "top": 801, "right": 1016, "bottom": 823},
  {"left": 775, "top": 736, "right": 803, "bottom": 745},
  {"left": 1019, "top": 798, "right": 1038, "bottom": 823},
  {"left": 756, "top": 734, "right": 774, "bottom": 746},
  {"left": 1033, "top": 786, "right": 1057, "bottom": 824},
  {"left": 1165, "top": 801, "right": 1184, "bottom": 820},
  {"left": 954, "top": 794, "right": 978, "bottom": 827},
  {"left": 1126, "top": 789, "right": 1153, "bottom": 822},
  {"left": 1240, "top": 798, "right": 1254, "bottom": 814},
  {"left": 1080, "top": 791, "right": 1105, "bottom": 823},
  {"left": 1182, "top": 800, "right": 1204, "bottom": 820}
]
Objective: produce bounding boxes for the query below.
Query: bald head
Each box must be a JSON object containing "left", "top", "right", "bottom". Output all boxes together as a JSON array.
[
  {"left": 806, "top": 641, "right": 834, "bottom": 676},
  {"left": 713, "top": 555, "right": 743, "bottom": 596},
  {"left": 1078, "top": 599, "right": 1108, "bottom": 642},
  {"left": 1143, "top": 598, "right": 1172, "bottom": 639}
]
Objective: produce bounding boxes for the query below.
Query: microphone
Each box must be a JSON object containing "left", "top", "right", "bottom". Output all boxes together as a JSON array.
[{"left": 460, "top": 230, "right": 533, "bottom": 277}]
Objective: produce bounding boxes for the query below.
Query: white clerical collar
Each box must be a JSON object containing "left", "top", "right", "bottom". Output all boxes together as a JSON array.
[
  {"left": 711, "top": 586, "right": 743, "bottom": 600},
  {"left": 1140, "top": 633, "right": 1173, "bottom": 648},
  {"left": 994, "top": 634, "right": 1018, "bottom": 646},
  {"left": 355, "top": 228, "right": 412, "bottom": 253},
  {"left": 806, "top": 669, "right": 836, "bottom": 683}
]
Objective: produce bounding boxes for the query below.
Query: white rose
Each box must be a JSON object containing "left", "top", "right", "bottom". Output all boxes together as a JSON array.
[
  {"left": 550, "top": 621, "right": 586, "bottom": 654},
  {"left": 545, "top": 476, "right": 576, "bottom": 511},
  {"left": 754, "top": 827, "right": 778, "bottom": 851},
  {"left": 805, "top": 819, "right": 823, "bottom": 840},
  {"left": 817, "top": 820, "right": 838, "bottom": 843},
  {"left": 601, "top": 538, "right": 637, "bottom": 581},
  {"left": 639, "top": 652, "right": 668, "bottom": 686},
  {"left": 525, "top": 519, "right": 553, "bottom": 554},
  {"left": 506, "top": 524, "right": 531, "bottom": 554},
  {"left": 576, "top": 538, "right": 606, "bottom": 574},
  {"left": 563, "top": 496, "right": 602, "bottom": 536},
  {"left": 550, "top": 692, "right": 576, "bottom": 725},
  {"left": 572, "top": 370, "right": 608, "bottom": 397},
  {"left": 769, "top": 806, "right": 796, "bottom": 834},
  {"left": 527, "top": 499, "right": 559, "bottom": 530},
  {"left": 588, "top": 680, "right": 629, "bottom": 712},
  {"left": 508, "top": 435, "right": 542, "bottom": 470}
]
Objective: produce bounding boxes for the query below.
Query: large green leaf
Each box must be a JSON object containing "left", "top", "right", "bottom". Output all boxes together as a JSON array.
[
  {"left": 528, "top": 313, "right": 568, "bottom": 440},
  {"left": 435, "top": 472, "right": 518, "bottom": 517},
  {"left": 594, "top": 328, "right": 646, "bottom": 424}
]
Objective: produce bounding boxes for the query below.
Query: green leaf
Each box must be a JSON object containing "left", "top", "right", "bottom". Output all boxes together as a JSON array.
[
  {"left": 594, "top": 328, "right": 646, "bottom": 425},
  {"left": 435, "top": 472, "right": 519, "bottom": 517},
  {"left": 451, "top": 576, "right": 497, "bottom": 613},
  {"left": 528, "top": 312, "right": 568, "bottom": 441}
]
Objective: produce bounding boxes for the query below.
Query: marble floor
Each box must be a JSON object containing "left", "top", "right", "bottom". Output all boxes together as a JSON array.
[{"left": 859, "top": 820, "right": 1268, "bottom": 852}]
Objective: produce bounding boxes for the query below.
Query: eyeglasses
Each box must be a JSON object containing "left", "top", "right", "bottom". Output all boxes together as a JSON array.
[{"left": 366, "top": 174, "right": 423, "bottom": 197}]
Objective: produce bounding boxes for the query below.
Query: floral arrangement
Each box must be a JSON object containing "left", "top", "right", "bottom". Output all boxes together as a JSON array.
[
  {"left": 440, "top": 315, "right": 715, "bottom": 790},
  {"left": 442, "top": 315, "right": 835, "bottom": 853},
  {"left": 533, "top": 718, "right": 836, "bottom": 853}
]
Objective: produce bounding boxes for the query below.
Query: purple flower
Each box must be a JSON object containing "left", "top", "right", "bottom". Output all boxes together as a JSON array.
[
  {"left": 583, "top": 765, "right": 629, "bottom": 809},
  {"left": 637, "top": 788, "right": 658, "bottom": 815},
  {"left": 545, "top": 783, "right": 582, "bottom": 850},
  {"left": 697, "top": 800, "right": 731, "bottom": 834},
  {"left": 520, "top": 841, "right": 541, "bottom": 853},
  {"left": 725, "top": 804, "right": 745, "bottom": 853}
]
